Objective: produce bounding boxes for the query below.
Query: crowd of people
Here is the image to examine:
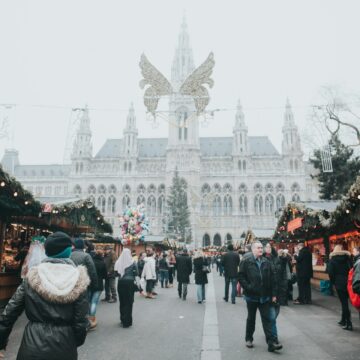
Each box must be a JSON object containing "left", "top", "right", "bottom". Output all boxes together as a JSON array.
[{"left": 0, "top": 231, "right": 360, "bottom": 358}]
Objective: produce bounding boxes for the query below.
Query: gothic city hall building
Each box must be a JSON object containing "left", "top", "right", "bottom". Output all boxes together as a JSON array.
[{"left": 1, "top": 19, "right": 319, "bottom": 247}]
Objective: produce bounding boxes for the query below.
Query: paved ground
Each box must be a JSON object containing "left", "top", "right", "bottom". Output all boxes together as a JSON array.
[{"left": 2, "top": 270, "right": 360, "bottom": 360}]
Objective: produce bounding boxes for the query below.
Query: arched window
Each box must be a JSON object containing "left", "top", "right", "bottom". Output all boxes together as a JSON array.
[
  {"left": 239, "top": 194, "right": 248, "bottom": 214},
  {"left": 213, "top": 195, "right": 222, "bottom": 216},
  {"left": 137, "top": 184, "right": 146, "bottom": 193},
  {"left": 158, "top": 195, "right": 165, "bottom": 215},
  {"left": 276, "top": 182, "right": 285, "bottom": 193},
  {"left": 243, "top": 160, "right": 246, "bottom": 172},
  {"left": 158, "top": 184, "right": 166, "bottom": 194},
  {"left": 97, "top": 195, "right": 106, "bottom": 213},
  {"left": 108, "top": 184, "right": 117, "bottom": 194},
  {"left": 123, "top": 184, "right": 131, "bottom": 194},
  {"left": 292, "top": 194, "right": 301, "bottom": 202},
  {"left": 214, "top": 183, "right": 222, "bottom": 193},
  {"left": 254, "top": 194, "right": 263, "bottom": 215},
  {"left": 294, "top": 159, "right": 299, "bottom": 171},
  {"left": 254, "top": 183, "right": 263, "bottom": 193},
  {"left": 276, "top": 194, "right": 286, "bottom": 210},
  {"left": 147, "top": 195, "right": 156, "bottom": 216},
  {"left": 238, "top": 160, "right": 242, "bottom": 170},
  {"left": 122, "top": 195, "right": 130, "bottom": 210},
  {"left": 223, "top": 183, "right": 232, "bottom": 193},
  {"left": 226, "top": 233, "right": 232, "bottom": 243},
  {"left": 107, "top": 195, "right": 116, "bottom": 214},
  {"left": 74, "top": 185, "right": 82, "bottom": 196},
  {"left": 124, "top": 162, "right": 127, "bottom": 172},
  {"left": 239, "top": 183, "right": 247, "bottom": 193},
  {"left": 291, "top": 183, "right": 300, "bottom": 193},
  {"left": 265, "top": 183, "right": 274, "bottom": 193},
  {"left": 224, "top": 194, "right": 233, "bottom": 215},
  {"left": 98, "top": 184, "right": 106, "bottom": 194},
  {"left": 88, "top": 185, "right": 96, "bottom": 194},
  {"left": 201, "top": 183, "right": 211, "bottom": 194},
  {"left": 129, "top": 162, "right": 132, "bottom": 172},
  {"left": 290, "top": 159, "right": 294, "bottom": 171},
  {"left": 137, "top": 195, "right": 146, "bottom": 206},
  {"left": 213, "top": 233, "right": 222, "bottom": 246},
  {"left": 203, "top": 234, "right": 211, "bottom": 247},
  {"left": 148, "top": 184, "right": 156, "bottom": 193},
  {"left": 265, "top": 194, "right": 274, "bottom": 214}
]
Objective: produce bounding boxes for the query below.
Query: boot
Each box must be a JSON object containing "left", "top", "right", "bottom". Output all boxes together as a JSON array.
[
  {"left": 337, "top": 316, "right": 346, "bottom": 326},
  {"left": 88, "top": 316, "right": 97, "bottom": 330},
  {"left": 342, "top": 320, "right": 353, "bottom": 331}
]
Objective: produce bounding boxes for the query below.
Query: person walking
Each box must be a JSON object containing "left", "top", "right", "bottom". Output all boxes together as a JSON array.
[
  {"left": 141, "top": 247, "right": 157, "bottom": 299},
  {"left": 277, "top": 249, "right": 292, "bottom": 305},
  {"left": 222, "top": 244, "right": 240, "bottom": 304},
  {"left": 176, "top": 249, "right": 192, "bottom": 300},
  {"left": 159, "top": 253, "right": 170, "bottom": 288},
  {"left": 293, "top": 242, "right": 313, "bottom": 305},
  {"left": 327, "top": 244, "right": 353, "bottom": 330},
  {"left": 167, "top": 250, "right": 176, "bottom": 287},
  {"left": 0, "top": 232, "right": 89, "bottom": 360},
  {"left": 103, "top": 246, "right": 118, "bottom": 303},
  {"left": 238, "top": 241, "right": 282, "bottom": 353},
  {"left": 88, "top": 248, "right": 107, "bottom": 330},
  {"left": 71, "top": 238, "right": 98, "bottom": 293},
  {"left": 115, "top": 248, "right": 138, "bottom": 328},
  {"left": 193, "top": 250, "right": 208, "bottom": 304}
]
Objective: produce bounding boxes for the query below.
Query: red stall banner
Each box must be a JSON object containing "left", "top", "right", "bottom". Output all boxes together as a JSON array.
[{"left": 287, "top": 217, "right": 303, "bottom": 233}]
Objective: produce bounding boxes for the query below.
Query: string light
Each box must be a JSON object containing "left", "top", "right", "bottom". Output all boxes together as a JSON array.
[
  {"left": 13, "top": 192, "right": 18, "bottom": 197},
  {"left": 346, "top": 209, "right": 350, "bottom": 214},
  {"left": 0, "top": 181, "right": 5, "bottom": 187}
]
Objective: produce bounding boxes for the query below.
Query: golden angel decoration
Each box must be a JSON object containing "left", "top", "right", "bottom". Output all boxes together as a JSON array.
[{"left": 139, "top": 52, "right": 215, "bottom": 116}]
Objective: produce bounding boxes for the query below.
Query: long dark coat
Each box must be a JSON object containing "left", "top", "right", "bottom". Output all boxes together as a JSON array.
[
  {"left": 327, "top": 250, "right": 352, "bottom": 291},
  {"left": 193, "top": 257, "right": 208, "bottom": 285},
  {"left": 295, "top": 247, "right": 313, "bottom": 279},
  {"left": 176, "top": 254, "right": 192, "bottom": 283},
  {"left": 222, "top": 251, "right": 240, "bottom": 278},
  {"left": 0, "top": 258, "right": 89, "bottom": 360}
]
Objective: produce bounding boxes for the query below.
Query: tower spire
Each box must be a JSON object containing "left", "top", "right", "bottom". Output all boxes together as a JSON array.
[
  {"left": 171, "top": 14, "right": 195, "bottom": 88},
  {"left": 235, "top": 99, "right": 246, "bottom": 128},
  {"left": 284, "top": 97, "right": 295, "bottom": 126}
]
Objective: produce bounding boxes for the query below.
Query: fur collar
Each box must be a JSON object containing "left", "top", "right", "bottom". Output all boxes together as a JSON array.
[
  {"left": 329, "top": 250, "right": 351, "bottom": 258},
  {"left": 27, "top": 262, "right": 90, "bottom": 304}
]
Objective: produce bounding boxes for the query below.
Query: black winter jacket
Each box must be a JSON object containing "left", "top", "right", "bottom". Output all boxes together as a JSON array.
[
  {"left": 193, "top": 257, "right": 208, "bottom": 285},
  {"left": 327, "top": 250, "right": 352, "bottom": 291},
  {"left": 71, "top": 250, "right": 98, "bottom": 291},
  {"left": 92, "top": 254, "right": 107, "bottom": 292},
  {"left": 222, "top": 251, "right": 240, "bottom": 278},
  {"left": 176, "top": 254, "right": 192, "bottom": 283},
  {"left": 0, "top": 258, "right": 89, "bottom": 360},
  {"left": 159, "top": 258, "right": 169, "bottom": 271},
  {"left": 295, "top": 247, "right": 313, "bottom": 279},
  {"left": 238, "top": 255, "right": 277, "bottom": 298}
]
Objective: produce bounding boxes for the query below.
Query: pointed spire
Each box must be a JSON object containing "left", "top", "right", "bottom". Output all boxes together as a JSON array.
[
  {"left": 284, "top": 97, "right": 295, "bottom": 126},
  {"left": 126, "top": 102, "right": 136, "bottom": 129},
  {"left": 171, "top": 14, "right": 195, "bottom": 87},
  {"left": 235, "top": 99, "right": 245, "bottom": 128},
  {"left": 78, "top": 105, "right": 91, "bottom": 135}
]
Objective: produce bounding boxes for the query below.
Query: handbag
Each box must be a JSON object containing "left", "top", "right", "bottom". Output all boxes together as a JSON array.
[{"left": 202, "top": 265, "right": 210, "bottom": 273}]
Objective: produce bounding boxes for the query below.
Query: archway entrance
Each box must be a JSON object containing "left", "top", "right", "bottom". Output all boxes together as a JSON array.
[
  {"left": 203, "top": 233, "right": 211, "bottom": 247},
  {"left": 213, "top": 233, "right": 221, "bottom": 246}
]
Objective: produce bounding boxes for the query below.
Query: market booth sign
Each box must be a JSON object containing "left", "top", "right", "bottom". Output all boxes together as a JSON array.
[{"left": 287, "top": 217, "right": 303, "bottom": 233}]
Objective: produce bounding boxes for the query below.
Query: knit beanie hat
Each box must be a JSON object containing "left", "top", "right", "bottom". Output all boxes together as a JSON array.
[
  {"left": 45, "top": 232, "right": 72, "bottom": 257},
  {"left": 74, "top": 238, "right": 85, "bottom": 250}
]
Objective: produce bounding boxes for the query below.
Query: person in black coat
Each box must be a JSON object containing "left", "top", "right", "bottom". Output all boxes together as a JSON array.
[
  {"left": 0, "top": 232, "right": 89, "bottom": 360},
  {"left": 238, "top": 241, "right": 281, "bottom": 352},
  {"left": 88, "top": 249, "right": 107, "bottom": 330},
  {"left": 114, "top": 248, "right": 138, "bottom": 328},
  {"left": 294, "top": 243, "right": 313, "bottom": 305},
  {"left": 327, "top": 245, "right": 353, "bottom": 330},
  {"left": 193, "top": 250, "right": 208, "bottom": 304},
  {"left": 176, "top": 249, "right": 192, "bottom": 300},
  {"left": 222, "top": 244, "right": 240, "bottom": 304}
]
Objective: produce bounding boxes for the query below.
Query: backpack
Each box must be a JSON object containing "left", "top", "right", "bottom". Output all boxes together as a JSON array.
[{"left": 347, "top": 268, "right": 360, "bottom": 310}]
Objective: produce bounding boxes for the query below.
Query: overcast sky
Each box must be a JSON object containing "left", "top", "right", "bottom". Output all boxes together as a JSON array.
[{"left": 0, "top": 0, "right": 359, "bottom": 164}]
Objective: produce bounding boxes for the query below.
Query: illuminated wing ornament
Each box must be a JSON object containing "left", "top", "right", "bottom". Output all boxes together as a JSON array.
[
  {"left": 139, "top": 54, "right": 173, "bottom": 116},
  {"left": 179, "top": 52, "right": 215, "bottom": 114},
  {"left": 139, "top": 52, "right": 215, "bottom": 115}
]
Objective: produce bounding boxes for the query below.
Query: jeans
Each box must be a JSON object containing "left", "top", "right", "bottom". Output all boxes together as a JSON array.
[
  {"left": 105, "top": 276, "right": 117, "bottom": 300},
  {"left": 168, "top": 267, "right": 174, "bottom": 284},
  {"left": 225, "top": 277, "right": 237, "bottom": 302},
  {"left": 178, "top": 282, "right": 188, "bottom": 299},
  {"left": 245, "top": 300, "right": 275, "bottom": 344},
  {"left": 269, "top": 304, "right": 280, "bottom": 341},
  {"left": 160, "top": 269, "right": 169, "bottom": 288},
  {"left": 197, "top": 284, "right": 206, "bottom": 302},
  {"left": 89, "top": 291, "right": 102, "bottom": 316}
]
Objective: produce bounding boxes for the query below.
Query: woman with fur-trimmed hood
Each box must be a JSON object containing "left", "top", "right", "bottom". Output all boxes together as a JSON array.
[
  {"left": 327, "top": 244, "right": 353, "bottom": 331},
  {"left": 0, "top": 232, "right": 90, "bottom": 359}
]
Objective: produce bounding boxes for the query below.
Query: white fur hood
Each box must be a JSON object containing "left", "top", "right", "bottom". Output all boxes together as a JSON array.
[{"left": 27, "top": 260, "right": 90, "bottom": 304}]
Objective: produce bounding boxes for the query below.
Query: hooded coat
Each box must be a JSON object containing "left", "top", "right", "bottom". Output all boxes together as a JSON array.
[
  {"left": 327, "top": 249, "right": 352, "bottom": 291},
  {"left": 176, "top": 254, "right": 192, "bottom": 283},
  {"left": 0, "top": 258, "right": 90, "bottom": 360}
]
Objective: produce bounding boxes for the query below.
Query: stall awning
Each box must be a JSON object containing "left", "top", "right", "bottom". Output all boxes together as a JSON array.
[{"left": 144, "top": 235, "right": 164, "bottom": 243}]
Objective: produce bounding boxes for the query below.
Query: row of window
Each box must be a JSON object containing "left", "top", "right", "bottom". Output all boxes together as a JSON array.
[
  {"left": 26, "top": 186, "right": 68, "bottom": 196},
  {"left": 74, "top": 183, "right": 166, "bottom": 195},
  {"left": 201, "top": 182, "right": 300, "bottom": 194},
  {"left": 203, "top": 233, "right": 232, "bottom": 247}
]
